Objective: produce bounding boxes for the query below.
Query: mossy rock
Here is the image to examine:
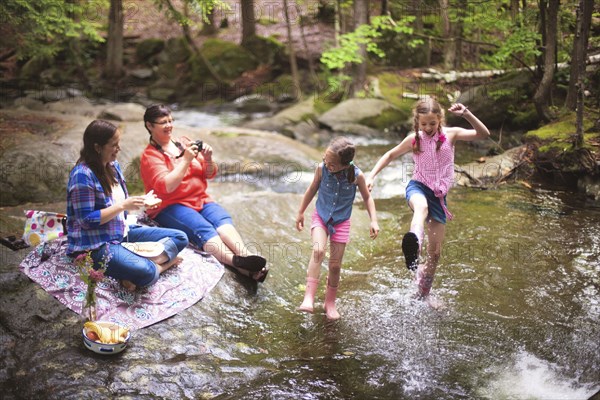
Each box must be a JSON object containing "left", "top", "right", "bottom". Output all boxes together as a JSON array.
[
  {"left": 241, "top": 35, "right": 286, "bottom": 66},
  {"left": 359, "top": 107, "right": 410, "bottom": 131},
  {"left": 376, "top": 72, "right": 423, "bottom": 113},
  {"left": 136, "top": 39, "right": 165, "bottom": 64},
  {"left": 161, "top": 37, "right": 192, "bottom": 65},
  {"left": 189, "top": 39, "right": 259, "bottom": 83},
  {"left": 524, "top": 113, "right": 599, "bottom": 174},
  {"left": 525, "top": 114, "right": 596, "bottom": 147}
]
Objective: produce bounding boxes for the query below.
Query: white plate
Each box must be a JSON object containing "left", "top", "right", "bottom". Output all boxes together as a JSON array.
[{"left": 121, "top": 241, "right": 165, "bottom": 258}]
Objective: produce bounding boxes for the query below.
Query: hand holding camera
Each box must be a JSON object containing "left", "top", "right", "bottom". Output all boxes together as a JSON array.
[{"left": 176, "top": 140, "right": 203, "bottom": 159}]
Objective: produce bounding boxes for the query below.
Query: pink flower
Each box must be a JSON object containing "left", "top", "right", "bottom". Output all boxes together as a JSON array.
[
  {"left": 89, "top": 269, "right": 105, "bottom": 282},
  {"left": 438, "top": 134, "right": 447, "bottom": 143},
  {"left": 74, "top": 253, "right": 87, "bottom": 264}
]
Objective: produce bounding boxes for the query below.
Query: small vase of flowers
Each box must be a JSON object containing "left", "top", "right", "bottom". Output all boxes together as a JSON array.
[{"left": 74, "top": 251, "right": 109, "bottom": 321}]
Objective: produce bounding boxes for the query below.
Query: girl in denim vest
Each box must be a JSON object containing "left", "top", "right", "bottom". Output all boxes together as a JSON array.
[
  {"left": 296, "top": 137, "right": 379, "bottom": 320},
  {"left": 367, "top": 98, "right": 490, "bottom": 300}
]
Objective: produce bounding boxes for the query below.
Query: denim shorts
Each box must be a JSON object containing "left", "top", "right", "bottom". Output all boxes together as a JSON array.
[
  {"left": 154, "top": 202, "right": 234, "bottom": 248},
  {"left": 405, "top": 180, "right": 447, "bottom": 224}
]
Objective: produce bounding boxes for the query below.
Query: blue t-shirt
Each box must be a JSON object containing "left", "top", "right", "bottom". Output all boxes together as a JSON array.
[{"left": 315, "top": 163, "right": 361, "bottom": 233}]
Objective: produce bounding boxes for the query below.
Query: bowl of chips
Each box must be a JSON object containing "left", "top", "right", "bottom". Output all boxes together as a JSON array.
[{"left": 82, "top": 321, "right": 131, "bottom": 354}]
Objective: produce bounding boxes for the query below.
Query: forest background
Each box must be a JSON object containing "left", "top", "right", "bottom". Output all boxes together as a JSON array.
[{"left": 1, "top": 0, "right": 599, "bottom": 188}]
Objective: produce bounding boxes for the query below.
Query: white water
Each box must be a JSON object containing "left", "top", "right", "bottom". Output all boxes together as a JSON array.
[{"left": 478, "top": 350, "right": 598, "bottom": 400}]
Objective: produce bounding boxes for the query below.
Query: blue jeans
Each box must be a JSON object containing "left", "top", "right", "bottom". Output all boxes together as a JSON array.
[
  {"left": 154, "top": 202, "right": 233, "bottom": 248},
  {"left": 91, "top": 225, "right": 188, "bottom": 287}
]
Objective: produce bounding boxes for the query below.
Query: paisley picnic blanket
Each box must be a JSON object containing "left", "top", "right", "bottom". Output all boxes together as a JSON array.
[{"left": 19, "top": 237, "right": 224, "bottom": 330}]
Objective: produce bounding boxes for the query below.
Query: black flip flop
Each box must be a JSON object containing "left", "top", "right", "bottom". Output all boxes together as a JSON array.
[
  {"left": 402, "top": 232, "right": 419, "bottom": 271},
  {"left": 232, "top": 255, "right": 267, "bottom": 272}
]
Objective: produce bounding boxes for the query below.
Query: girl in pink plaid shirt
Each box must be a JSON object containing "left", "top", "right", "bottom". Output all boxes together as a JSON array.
[{"left": 367, "top": 98, "right": 490, "bottom": 300}]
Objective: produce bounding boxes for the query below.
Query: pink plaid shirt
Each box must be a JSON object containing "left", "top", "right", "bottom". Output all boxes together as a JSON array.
[{"left": 412, "top": 129, "right": 454, "bottom": 220}]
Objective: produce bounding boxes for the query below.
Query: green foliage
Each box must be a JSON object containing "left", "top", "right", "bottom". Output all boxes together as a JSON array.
[
  {"left": 153, "top": 0, "right": 228, "bottom": 26},
  {"left": 480, "top": 23, "right": 541, "bottom": 69},
  {"left": 1, "top": 0, "right": 105, "bottom": 60},
  {"left": 320, "top": 16, "right": 420, "bottom": 71}
]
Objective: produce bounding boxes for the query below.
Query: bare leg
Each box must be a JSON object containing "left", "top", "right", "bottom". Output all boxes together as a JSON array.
[
  {"left": 415, "top": 221, "right": 445, "bottom": 300},
  {"left": 203, "top": 235, "right": 267, "bottom": 280},
  {"left": 149, "top": 252, "right": 184, "bottom": 274},
  {"left": 216, "top": 224, "right": 252, "bottom": 256},
  {"left": 298, "top": 227, "right": 328, "bottom": 312}
]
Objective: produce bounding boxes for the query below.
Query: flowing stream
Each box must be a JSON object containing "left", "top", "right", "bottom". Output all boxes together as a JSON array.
[
  {"left": 167, "top": 106, "right": 599, "bottom": 399},
  {"left": 4, "top": 107, "right": 597, "bottom": 399}
]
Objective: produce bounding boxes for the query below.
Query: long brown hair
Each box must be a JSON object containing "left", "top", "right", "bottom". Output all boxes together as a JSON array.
[
  {"left": 78, "top": 120, "right": 118, "bottom": 196},
  {"left": 412, "top": 97, "right": 445, "bottom": 153},
  {"left": 328, "top": 136, "right": 356, "bottom": 183}
]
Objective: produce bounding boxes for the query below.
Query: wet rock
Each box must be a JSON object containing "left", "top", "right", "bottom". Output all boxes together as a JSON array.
[
  {"left": 97, "top": 103, "right": 146, "bottom": 122},
  {"left": 244, "top": 98, "right": 316, "bottom": 133},
  {"left": 578, "top": 175, "right": 600, "bottom": 201},
  {"left": 317, "top": 98, "right": 403, "bottom": 132}
]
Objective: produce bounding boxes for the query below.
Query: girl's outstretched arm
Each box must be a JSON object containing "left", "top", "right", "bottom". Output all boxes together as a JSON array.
[
  {"left": 366, "top": 134, "right": 414, "bottom": 191},
  {"left": 357, "top": 173, "right": 380, "bottom": 239},
  {"left": 296, "top": 164, "right": 322, "bottom": 231},
  {"left": 446, "top": 103, "right": 490, "bottom": 142}
]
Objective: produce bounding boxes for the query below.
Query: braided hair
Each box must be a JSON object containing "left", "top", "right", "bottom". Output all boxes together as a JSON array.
[
  {"left": 328, "top": 136, "right": 356, "bottom": 183},
  {"left": 412, "top": 97, "right": 445, "bottom": 153}
]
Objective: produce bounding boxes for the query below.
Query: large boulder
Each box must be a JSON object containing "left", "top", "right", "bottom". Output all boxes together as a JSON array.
[
  {"left": 317, "top": 98, "right": 407, "bottom": 134},
  {"left": 0, "top": 105, "right": 321, "bottom": 206},
  {"left": 97, "top": 103, "right": 147, "bottom": 122}
]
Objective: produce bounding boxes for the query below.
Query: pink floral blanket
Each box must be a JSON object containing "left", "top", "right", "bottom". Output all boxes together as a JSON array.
[{"left": 19, "top": 237, "right": 224, "bottom": 330}]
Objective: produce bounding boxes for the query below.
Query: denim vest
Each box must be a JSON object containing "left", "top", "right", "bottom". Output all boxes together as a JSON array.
[{"left": 315, "top": 164, "right": 360, "bottom": 234}]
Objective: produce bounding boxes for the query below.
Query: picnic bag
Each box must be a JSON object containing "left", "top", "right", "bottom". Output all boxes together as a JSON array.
[{"left": 22, "top": 210, "right": 67, "bottom": 246}]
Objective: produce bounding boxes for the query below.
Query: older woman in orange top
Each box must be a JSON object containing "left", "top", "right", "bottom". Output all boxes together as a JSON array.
[{"left": 140, "top": 104, "right": 268, "bottom": 282}]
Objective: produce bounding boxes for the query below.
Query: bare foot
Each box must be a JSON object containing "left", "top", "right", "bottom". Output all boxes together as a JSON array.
[
  {"left": 325, "top": 307, "right": 340, "bottom": 320},
  {"left": 158, "top": 256, "right": 183, "bottom": 274},
  {"left": 121, "top": 280, "right": 136, "bottom": 292},
  {"left": 297, "top": 302, "right": 314, "bottom": 313}
]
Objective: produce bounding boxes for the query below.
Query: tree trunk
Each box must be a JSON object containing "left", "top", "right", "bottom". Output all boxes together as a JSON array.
[
  {"left": 454, "top": 0, "right": 467, "bottom": 69},
  {"left": 241, "top": 0, "right": 256, "bottom": 45},
  {"left": 351, "top": 0, "right": 369, "bottom": 96},
  {"left": 440, "top": 0, "right": 455, "bottom": 70},
  {"left": 565, "top": 0, "right": 593, "bottom": 110},
  {"left": 299, "top": 14, "right": 317, "bottom": 82},
  {"left": 536, "top": 0, "right": 547, "bottom": 78},
  {"left": 163, "top": 0, "right": 223, "bottom": 84},
  {"left": 381, "top": 0, "right": 388, "bottom": 15},
  {"left": 282, "top": 0, "right": 302, "bottom": 99},
  {"left": 201, "top": 9, "right": 218, "bottom": 35},
  {"left": 510, "top": 0, "right": 519, "bottom": 21},
  {"left": 105, "top": 0, "right": 124, "bottom": 79},
  {"left": 413, "top": 0, "right": 423, "bottom": 34},
  {"left": 533, "top": 0, "right": 559, "bottom": 122}
]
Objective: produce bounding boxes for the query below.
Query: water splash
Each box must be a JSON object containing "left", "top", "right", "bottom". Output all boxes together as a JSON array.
[{"left": 478, "top": 350, "right": 599, "bottom": 400}]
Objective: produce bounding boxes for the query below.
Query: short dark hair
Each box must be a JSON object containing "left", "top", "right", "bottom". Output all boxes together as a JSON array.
[{"left": 143, "top": 104, "right": 171, "bottom": 134}]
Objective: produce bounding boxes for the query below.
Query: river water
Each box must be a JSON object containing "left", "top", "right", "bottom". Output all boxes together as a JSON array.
[
  {"left": 170, "top": 108, "right": 599, "bottom": 400},
  {"left": 7, "top": 107, "right": 595, "bottom": 399}
]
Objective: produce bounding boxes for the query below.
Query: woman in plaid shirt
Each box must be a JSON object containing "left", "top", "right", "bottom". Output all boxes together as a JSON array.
[{"left": 67, "top": 120, "right": 189, "bottom": 291}]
